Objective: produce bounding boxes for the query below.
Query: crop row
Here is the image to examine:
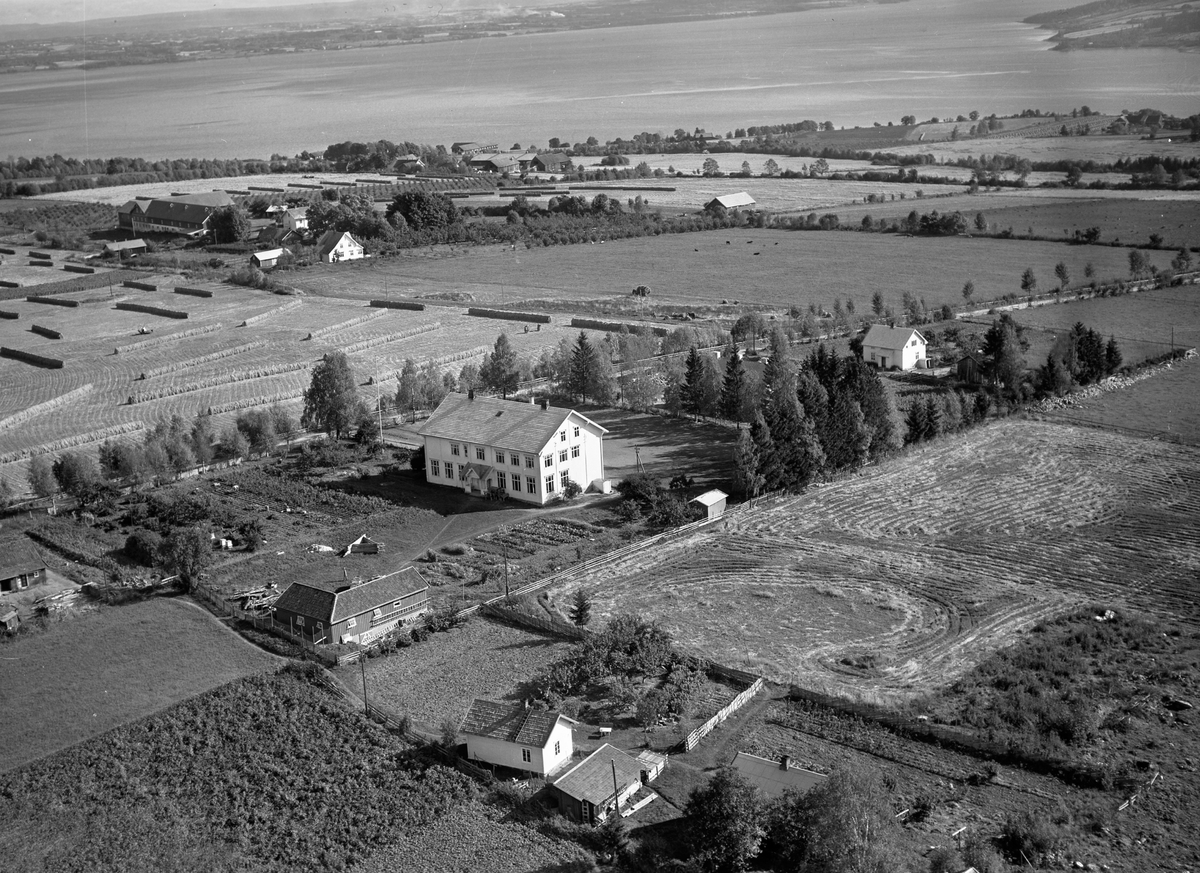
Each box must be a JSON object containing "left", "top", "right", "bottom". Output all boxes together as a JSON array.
[
  {"left": 30, "top": 324, "right": 63, "bottom": 339},
  {"left": 114, "top": 322, "right": 222, "bottom": 354},
  {"left": 123, "top": 280, "right": 158, "bottom": 292},
  {"left": 368, "top": 345, "right": 489, "bottom": 383},
  {"left": 0, "top": 310, "right": 16, "bottom": 319},
  {"left": 369, "top": 299, "right": 425, "bottom": 311},
  {"left": 140, "top": 340, "right": 266, "bottom": 379},
  {"left": 208, "top": 390, "right": 303, "bottom": 415},
  {"left": 174, "top": 286, "right": 213, "bottom": 298},
  {"left": 114, "top": 302, "right": 188, "bottom": 319},
  {"left": 0, "top": 269, "right": 139, "bottom": 302},
  {"left": 307, "top": 309, "right": 386, "bottom": 340},
  {"left": 466, "top": 307, "right": 551, "bottom": 324},
  {"left": 128, "top": 361, "right": 312, "bottom": 404},
  {"left": 0, "top": 421, "right": 146, "bottom": 464},
  {"left": 0, "top": 347, "right": 63, "bottom": 369},
  {"left": 336, "top": 321, "right": 441, "bottom": 355},
  {"left": 27, "top": 295, "right": 78, "bottom": 308},
  {"left": 240, "top": 298, "right": 304, "bottom": 326},
  {"left": 0, "top": 383, "right": 93, "bottom": 432},
  {"left": 570, "top": 317, "right": 668, "bottom": 336}
]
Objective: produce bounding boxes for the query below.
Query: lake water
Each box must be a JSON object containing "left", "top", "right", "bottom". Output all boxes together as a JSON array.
[{"left": 2, "top": 0, "right": 1198, "bottom": 159}]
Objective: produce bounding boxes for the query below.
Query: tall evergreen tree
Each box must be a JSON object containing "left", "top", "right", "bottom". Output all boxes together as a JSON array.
[
  {"left": 770, "top": 395, "right": 825, "bottom": 491},
  {"left": 567, "top": 332, "right": 598, "bottom": 402},
  {"left": 749, "top": 411, "right": 781, "bottom": 491},
  {"left": 479, "top": 332, "right": 520, "bottom": 398},
  {"left": 838, "top": 357, "right": 901, "bottom": 460},
  {"left": 720, "top": 345, "right": 747, "bottom": 422},
  {"left": 922, "top": 395, "right": 942, "bottom": 441},
  {"left": 904, "top": 402, "right": 927, "bottom": 445},
  {"left": 731, "top": 429, "right": 764, "bottom": 499},
  {"left": 1105, "top": 335, "right": 1122, "bottom": 375},
  {"left": 795, "top": 369, "right": 832, "bottom": 454},
  {"left": 683, "top": 347, "right": 705, "bottom": 416},
  {"left": 760, "top": 327, "right": 794, "bottom": 402},
  {"left": 824, "top": 392, "right": 871, "bottom": 470}
]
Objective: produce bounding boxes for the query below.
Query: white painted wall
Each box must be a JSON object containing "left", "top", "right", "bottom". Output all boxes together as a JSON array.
[{"left": 465, "top": 719, "right": 573, "bottom": 775}]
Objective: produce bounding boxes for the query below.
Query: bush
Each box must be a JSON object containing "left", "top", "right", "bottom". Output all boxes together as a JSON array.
[
  {"left": 999, "top": 811, "right": 1060, "bottom": 863},
  {"left": 123, "top": 529, "right": 162, "bottom": 566}
]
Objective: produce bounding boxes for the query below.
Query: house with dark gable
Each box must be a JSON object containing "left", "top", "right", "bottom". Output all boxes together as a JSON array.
[
  {"left": 271, "top": 567, "right": 429, "bottom": 646},
  {"left": 460, "top": 698, "right": 577, "bottom": 776},
  {"left": 0, "top": 542, "right": 47, "bottom": 596},
  {"left": 128, "top": 191, "right": 234, "bottom": 237}
]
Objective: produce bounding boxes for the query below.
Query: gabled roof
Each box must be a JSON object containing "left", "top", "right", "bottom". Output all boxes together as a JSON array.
[
  {"left": 534, "top": 152, "right": 570, "bottom": 169},
  {"left": 691, "top": 489, "right": 728, "bottom": 507},
  {"left": 274, "top": 566, "right": 428, "bottom": 624},
  {"left": 140, "top": 198, "right": 223, "bottom": 226},
  {"left": 731, "top": 752, "right": 827, "bottom": 800},
  {"left": 708, "top": 192, "right": 755, "bottom": 209},
  {"left": 117, "top": 200, "right": 147, "bottom": 215},
  {"left": 862, "top": 323, "right": 926, "bottom": 350},
  {"left": 252, "top": 248, "right": 285, "bottom": 261},
  {"left": 421, "top": 394, "right": 607, "bottom": 454},
  {"left": 553, "top": 744, "right": 645, "bottom": 806},
  {"left": 285, "top": 207, "right": 308, "bottom": 218},
  {"left": 168, "top": 191, "right": 234, "bottom": 208},
  {"left": 316, "top": 230, "right": 361, "bottom": 258},
  {"left": 460, "top": 699, "right": 575, "bottom": 747},
  {"left": 0, "top": 541, "right": 46, "bottom": 583}
]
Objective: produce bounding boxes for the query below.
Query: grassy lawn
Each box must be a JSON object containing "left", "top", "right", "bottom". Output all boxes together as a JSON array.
[
  {"left": 583, "top": 405, "right": 738, "bottom": 487},
  {"left": 0, "top": 597, "right": 278, "bottom": 774},
  {"left": 339, "top": 616, "right": 576, "bottom": 732}
]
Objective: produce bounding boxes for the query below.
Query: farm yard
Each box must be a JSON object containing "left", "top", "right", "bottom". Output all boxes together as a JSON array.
[
  {"left": 0, "top": 598, "right": 278, "bottom": 774},
  {"left": 548, "top": 420, "right": 1200, "bottom": 704}
]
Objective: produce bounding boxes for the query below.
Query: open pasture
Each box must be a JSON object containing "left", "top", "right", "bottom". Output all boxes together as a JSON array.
[
  {"left": 0, "top": 598, "right": 277, "bottom": 774},
  {"left": 889, "top": 133, "right": 1200, "bottom": 164},
  {"left": 317, "top": 229, "right": 1177, "bottom": 315},
  {"left": 339, "top": 616, "right": 576, "bottom": 731},
  {"left": 975, "top": 197, "right": 1200, "bottom": 250},
  {"left": 550, "top": 421, "right": 1200, "bottom": 703},
  {"left": 33, "top": 171, "right": 403, "bottom": 206}
]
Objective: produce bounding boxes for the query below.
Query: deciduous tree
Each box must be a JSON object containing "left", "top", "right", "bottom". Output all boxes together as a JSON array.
[
  {"left": 302, "top": 351, "right": 359, "bottom": 438},
  {"left": 480, "top": 333, "right": 520, "bottom": 398},
  {"left": 684, "top": 767, "right": 764, "bottom": 873},
  {"left": 162, "top": 525, "right": 211, "bottom": 593}
]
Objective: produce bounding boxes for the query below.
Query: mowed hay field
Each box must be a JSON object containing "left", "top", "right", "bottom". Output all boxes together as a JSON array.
[
  {"left": 329, "top": 229, "right": 1178, "bottom": 313},
  {"left": 0, "top": 598, "right": 277, "bottom": 773},
  {"left": 550, "top": 421, "right": 1200, "bottom": 703}
]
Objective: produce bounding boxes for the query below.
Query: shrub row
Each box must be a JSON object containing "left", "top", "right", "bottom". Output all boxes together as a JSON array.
[
  {"left": 63, "top": 264, "right": 94, "bottom": 274},
  {"left": 0, "top": 280, "right": 20, "bottom": 289},
  {"left": 30, "top": 324, "right": 62, "bottom": 339},
  {"left": 338, "top": 321, "right": 441, "bottom": 355},
  {"left": 570, "top": 317, "right": 668, "bottom": 336},
  {"left": 0, "top": 346, "right": 64, "bottom": 369},
  {"left": 0, "top": 310, "right": 17, "bottom": 319},
  {"left": 207, "top": 389, "right": 302, "bottom": 415},
  {"left": 114, "top": 322, "right": 221, "bottom": 354},
  {"left": 123, "top": 280, "right": 157, "bottom": 292},
  {"left": 140, "top": 340, "right": 265, "bottom": 379},
  {"left": 27, "top": 295, "right": 78, "bottom": 307},
  {"left": 0, "top": 383, "right": 94, "bottom": 432},
  {"left": 240, "top": 298, "right": 303, "bottom": 326},
  {"left": 28, "top": 261, "right": 55, "bottom": 268},
  {"left": 466, "top": 307, "right": 551, "bottom": 324},
  {"left": 0, "top": 421, "right": 146, "bottom": 465},
  {"left": 368, "top": 299, "right": 425, "bottom": 311},
  {"left": 0, "top": 247, "right": 15, "bottom": 255},
  {"left": 128, "top": 360, "right": 311, "bottom": 404},
  {"left": 0, "top": 269, "right": 141, "bottom": 302},
  {"left": 29, "top": 251, "right": 53, "bottom": 260},
  {"left": 115, "top": 302, "right": 188, "bottom": 319},
  {"left": 247, "top": 185, "right": 285, "bottom": 192},
  {"left": 174, "top": 286, "right": 213, "bottom": 298},
  {"left": 308, "top": 309, "right": 386, "bottom": 340}
]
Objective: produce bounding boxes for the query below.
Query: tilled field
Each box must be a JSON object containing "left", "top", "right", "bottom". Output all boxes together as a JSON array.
[{"left": 551, "top": 421, "right": 1200, "bottom": 702}]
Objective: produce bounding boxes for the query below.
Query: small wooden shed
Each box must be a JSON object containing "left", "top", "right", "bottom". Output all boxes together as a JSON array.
[
  {"left": 956, "top": 352, "right": 982, "bottom": 386},
  {"left": 691, "top": 489, "right": 728, "bottom": 520},
  {"left": 250, "top": 248, "right": 285, "bottom": 269}
]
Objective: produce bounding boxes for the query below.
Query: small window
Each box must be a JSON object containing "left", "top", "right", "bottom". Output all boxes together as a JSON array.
[
  {"left": 526, "top": 476, "right": 536, "bottom": 493},
  {"left": 571, "top": 445, "right": 580, "bottom": 458},
  {"left": 296, "top": 616, "right": 305, "bottom": 626},
  {"left": 560, "top": 471, "right": 569, "bottom": 488},
  {"left": 573, "top": 426, "right": 580, "bottom": 438},
  {"left": 347, "top": 617, "right": 356, "bottom": 628},
  {"left": 559, "top": 450, "right": 568, "bottom": 463},
  {"left": 373, "top": 608, "right": 382, "bottom": 617},
  {"left": 316, "top": 621, "right": 323, "bottom": 629},
  {"left": 476, "top": 447, "right": 485, "bottom": 461},
  {"left": 560, "top": 430, "right": 567, "bottom": 442},
  {"left": 545, "top": 475, "right": 555, "bottom": 493},
  {"left": 511, "top": 453, "right": 520, "bottom": 466},
  {"left": 451, "top": 444, "right": 460, "bottom": 456},
  {"left": 525, "top": 455, "right": 535, "bottom": 468},
  {"left": 522, "top": 748, "right": 532, "bottom": 763},
  {"left": 511, "top": 476, "right": 521, "bottom": 492},
  {"left": 496, "top": 450, "right": 504, "bottom": 462},
  {"left": 394, "top": 601, "right": 402, "bottom": 608},
  {"left": 554, "top": 741, "right": 561, "bottom": 756},
  {"left": 430, "top": 459, "right": 440, "bottom": 477},
  {"left": 446, "top": 463, "right": 455, "bottom": 479},
  {"left": 544, "top": 455, "right": 552, "bottom": 468},
  {"left": 497, "top": 472, "right": 507, "bottom": 490}
]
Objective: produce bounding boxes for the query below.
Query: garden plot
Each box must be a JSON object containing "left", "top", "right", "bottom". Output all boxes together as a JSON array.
[
  {"left": 340, "top": 616, "right": 576, "bottom": 730},
  {"left": 474, "top": 518, "right": 597, "bottom": 558},
  {"left": 550, "top": 421, "right": 1200, "bottom": 703}
]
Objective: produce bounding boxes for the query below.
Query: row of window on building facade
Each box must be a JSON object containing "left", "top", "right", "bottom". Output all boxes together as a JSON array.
[{"left": 430, "top": 458, "right": 573, "bottom": 495}]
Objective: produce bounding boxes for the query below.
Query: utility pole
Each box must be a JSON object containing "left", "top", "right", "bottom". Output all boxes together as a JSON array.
[
  {"left": 503, "top": 538, "right": 510, "bottom": 599},
  {"left": 611, "top": 758, "right": 622, "bottom": 819},
  {"left": 634, "top": 446, "right": 643, "bottom": 474},
  {"left": 360, "top": 655, "right": 369, "bottom": 713}
]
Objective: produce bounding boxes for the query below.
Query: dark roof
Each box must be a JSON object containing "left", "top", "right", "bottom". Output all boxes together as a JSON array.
[
  {"left": 117, "top": 200, "right": 147, "bottom": 215},
  {"left": 317, "top": 230, "right": 361, "bottom": 258},
  {"left": 460, "top": 699, "right": 573, "bottom": 747},
  {"left": 421, "top": 393, "right": 606, "bottom": 454},
  {"left": 534, "top": 153, "right": 570, "bottom": 169},
  {"left": 273, "top": 566, "right": 428, "bottom": 624},
  {"left": 168, "top": 191, "right": 234, "bottom": 207},
  {"left": 553, "top": 744, "right": 645, "bottom": 806},
  {"left": 0, "top": 541, "right": 46, "bottom": 583},
  {"left": 863, "top": 324, "right": 926, "bottom": 350},
  {"left": 731, "top": 752, "right": 827, "bottom": 800}
]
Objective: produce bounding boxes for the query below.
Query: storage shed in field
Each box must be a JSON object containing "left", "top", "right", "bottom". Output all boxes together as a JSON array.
[{"left": 691, "top": 489, "right": 728, "bottom": 520}]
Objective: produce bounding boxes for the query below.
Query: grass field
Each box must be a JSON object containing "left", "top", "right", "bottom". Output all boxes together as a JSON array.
[
  {"left": 0, "top": 598, "right": 277, "bottom": 774},
  {"left": 339, "top": 616, "right": 576, "bottom": 731},
  {"left": 889, "top": 133, "right": 1200, "bottom": 163},
  {"left": 549, "top": 420, "right": 1200, "bottom": 703},
  {"left": 975, "top": 198, "right": 1200, "bottom": 250}
]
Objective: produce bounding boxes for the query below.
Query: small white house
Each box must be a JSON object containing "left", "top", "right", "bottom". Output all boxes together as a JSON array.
[
  {"left": 691, "top": 489, "right": 728, "bottom": 520},
  {"left": 420, "top": 393, "right": 608, "bottom": 505},
  {"left": 250, "top": 248, "right": 286, "bottom": 269},
  {"left": 460, "top": 698, "right": 577, "bottom": 776},
  {"left": 316, "top": 230, "right": 365, "bottom": 264},
  {"left": 862, "top": 324, "right": 927, "bottom": 371},
  {"left": 282, "top": 207, "right": 309, "bottom": 232}
]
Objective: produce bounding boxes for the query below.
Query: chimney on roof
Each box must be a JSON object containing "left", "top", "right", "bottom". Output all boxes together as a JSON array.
[
  {"left": 780, "top": 754, "right": 792, "bottom": 771},
  {"left": 468, "top": 388, "right": 475, "bottom": 400}
]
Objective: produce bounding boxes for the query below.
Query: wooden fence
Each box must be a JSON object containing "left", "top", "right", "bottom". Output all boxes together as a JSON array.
[{"left": 682, "top": 677, "right": 765, "bottom": 752}]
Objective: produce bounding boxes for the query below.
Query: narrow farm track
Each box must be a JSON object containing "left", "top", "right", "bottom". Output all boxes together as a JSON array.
[{"left": 553, "top": 421, "right": 1200, "bottom": 703}]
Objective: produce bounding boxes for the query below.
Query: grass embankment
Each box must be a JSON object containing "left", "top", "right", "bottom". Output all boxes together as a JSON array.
[{"left": 0, "top": 597, "right": 277, "bottom": 774}]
